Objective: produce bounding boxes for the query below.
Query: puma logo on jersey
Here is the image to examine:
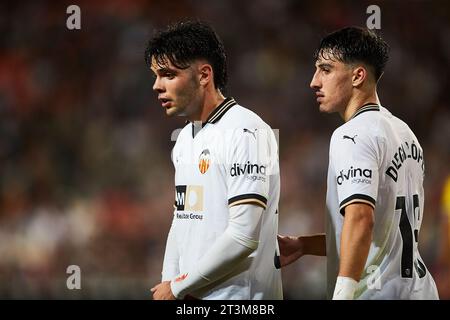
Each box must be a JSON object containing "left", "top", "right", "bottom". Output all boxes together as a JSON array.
[
  {"left": 243, "top": 128, "right": 257, "bottom": 139},
  {"left": 343, "top": 134, "right": 357, "bottom": 144}
]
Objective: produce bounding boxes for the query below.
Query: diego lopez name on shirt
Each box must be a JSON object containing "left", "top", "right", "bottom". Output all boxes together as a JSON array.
[{"left": 385, "top": 140, "right": 424, "bottom": 182}]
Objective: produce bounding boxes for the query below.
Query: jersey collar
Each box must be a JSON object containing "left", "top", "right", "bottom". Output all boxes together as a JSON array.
[
  {"left": 185, "top": 97, "right": 237, "bottom": 127},
  {"left": 350, "top": 103, "right": 380, "bottom": 120},
  {"left": 188, "top": 98, "right": 237, "bottom": 138},
  {"left": 205, "top": 97, "right": 237, "bottom": 125}
]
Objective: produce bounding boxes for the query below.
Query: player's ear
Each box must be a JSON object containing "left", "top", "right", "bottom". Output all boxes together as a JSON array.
[
  {"left": 199, "top": 64, "right": 213, "bottom": 87},
  {"left": 352, "top": 66, "right": 366, "bottom": 87}
]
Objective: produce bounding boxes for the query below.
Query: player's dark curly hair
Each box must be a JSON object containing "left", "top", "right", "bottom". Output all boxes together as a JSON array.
[
  {"left": 314, "top": 26, "right": 390, "bottom": 81},
  {"left": 145, "top": 20, "right": 227, "bottom": 92}
]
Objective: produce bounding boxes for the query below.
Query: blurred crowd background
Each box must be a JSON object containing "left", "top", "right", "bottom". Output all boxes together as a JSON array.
[{"left": 0, "top": 0, "right": 449, "bottom": 299}]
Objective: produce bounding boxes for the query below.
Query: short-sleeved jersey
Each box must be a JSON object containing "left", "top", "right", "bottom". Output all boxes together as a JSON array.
[
  {"left": 168, "top": 98, "right": 282, "bottom": 300},
  {"left": 326, "top": 104, "right": 439, "bottom": 300}
]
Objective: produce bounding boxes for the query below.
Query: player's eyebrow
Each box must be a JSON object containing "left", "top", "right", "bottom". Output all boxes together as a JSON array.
[
  {"left": 151, "top": 66, "right": 178, "bottom": 76},
  {"left": 155, "top": 67, "right": 177, "bottom": 73},
  {"left": 316, "top": 63, "right": 333, "bottom": 69}
]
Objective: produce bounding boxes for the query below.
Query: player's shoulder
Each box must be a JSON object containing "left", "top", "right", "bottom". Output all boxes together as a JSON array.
[
  {"left": 383, "top": 107, "right": 419, "bottom": 140},
  {"left": 331, "top": 119, "right": 374, "bottom": 146},
  {"left": 219, "top": 103, "right": 271, "bottom": 130},
  {"left": 172, "top": 121, "right": 192, "bottom": 146},
  {"left": 357, "top": 105, "right": 418, "bottom": 144},
  {"left": 331, "top": 106, "right": 389, "bottom": 147},
  {"left": 178, "top": 121, "right": 192, "bottom": 137}
]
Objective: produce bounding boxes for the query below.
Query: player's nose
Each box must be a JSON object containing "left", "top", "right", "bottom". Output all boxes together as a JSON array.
[
  {"left": 153, "top": 77, "right": 165, "bottom": 93},
  {"left": 310, "top": 71, "right": 321, "bottom": 90}
]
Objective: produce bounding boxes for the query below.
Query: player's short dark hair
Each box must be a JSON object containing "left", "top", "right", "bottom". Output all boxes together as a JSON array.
[
  {"left": 314, "top": 26, "right": 390, "bottom": 81},
  {"left": 145, "top": 20, "right": 227, "bottom": 91}
]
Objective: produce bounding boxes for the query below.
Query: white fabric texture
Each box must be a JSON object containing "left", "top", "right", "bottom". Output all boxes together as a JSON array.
[{"left": 171, "top": 204, "right": 263, "bottom": 299}]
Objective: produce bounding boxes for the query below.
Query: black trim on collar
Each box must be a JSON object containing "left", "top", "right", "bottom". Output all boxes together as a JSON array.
[
  {"left": 350, "top": 103, "right": 380, "bottom": 120},
  {"left": 205, "top": 97, "right": 237, "bottom": 125},
  {"left": 187, "top": 98, "right": 237, "bottom": 138}
]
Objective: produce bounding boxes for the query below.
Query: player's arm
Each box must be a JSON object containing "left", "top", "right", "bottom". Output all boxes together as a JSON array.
[
  {"left": 161, "top": 215, "right": 179, "bottom": 281},
  {"left": 277, "top": 234, "right": 326, "bottom": 267},
  {"left": 151, "top": 125, "right": 274, "bottom": 300},
  {"left": 333, "top": 202, "right": 374, "bottom": 300},
  {"left": 329, "top": 128, "right": 380, "bottom": 300},
  {"left": 152, "top": 214, "right": 180, "bottom": 300},
  {"left": 154, "top": 203, "right": 264, "bottom": 300},
  {"left": 160, "top": 148, "right": 181, "bottom": 282}
]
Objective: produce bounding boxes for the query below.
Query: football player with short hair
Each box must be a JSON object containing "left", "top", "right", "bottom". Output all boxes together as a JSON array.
[
  {"left": 147, "top": 21, "right": 282, "bottom": 300},
  {"left": 278, "top": 26, "right": 439, "bottom": 300}
]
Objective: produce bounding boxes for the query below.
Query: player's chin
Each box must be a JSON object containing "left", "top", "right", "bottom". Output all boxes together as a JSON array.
[
  {"left": 318, "top": 102, "right": 334, "bottom": 114},
  {"left": 165, "top": 106, "right": 179, "bottom": 117},
  {"left": 318, "top": 103, "right": 328, "bottom": 113}
]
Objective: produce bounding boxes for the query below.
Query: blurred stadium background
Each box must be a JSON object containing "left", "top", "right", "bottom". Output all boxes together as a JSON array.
[{"left": 0, "top": 0, "right": 449, "bottom": 299}]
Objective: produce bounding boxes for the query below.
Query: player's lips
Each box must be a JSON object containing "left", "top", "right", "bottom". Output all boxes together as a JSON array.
[
  {"left": 158, "top": 97, "right": 172, "bottom": 108},
  {"left": 315, "top": 92, "right": 324, "bottom": 102}
]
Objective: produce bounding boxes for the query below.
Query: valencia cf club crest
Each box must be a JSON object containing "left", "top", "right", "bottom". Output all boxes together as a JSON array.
[{"left": 198, "top": 149, "right": 210, "bottom": 174}]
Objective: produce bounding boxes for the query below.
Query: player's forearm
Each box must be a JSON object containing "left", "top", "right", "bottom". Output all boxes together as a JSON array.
[
  {"left": 302, "top": 234, "right": 326, "bottom": 256},
  {"left": 170, "top": 204, "right": 263, "bottom": 299},
  {"left": 170, "top": 229, "right": 255, "bottom": 298},
  {"left": 161, "top": 217, "right": 180, "bottom": 281},
  {"left": 338, "top": 206, "right": 374, "bottom": 281}
]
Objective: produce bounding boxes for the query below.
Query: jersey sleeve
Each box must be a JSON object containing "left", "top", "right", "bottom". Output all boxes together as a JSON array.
[
  {"left": 330, "top": 130, "right": 380, "bottom": 215},
  {"left": 225, "top": 126, "right": 277, "bottom": 209},
  {"left": 161, "top": 213, "right": 180, "bottom": 281}
]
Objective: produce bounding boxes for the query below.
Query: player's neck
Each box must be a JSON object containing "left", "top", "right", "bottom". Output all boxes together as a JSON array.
[
  {"left": 342, "top": 90, "right": 379, "bottom": 122},
  {"left": 198, "top": 89, "right": 225, "bottom": 123}
]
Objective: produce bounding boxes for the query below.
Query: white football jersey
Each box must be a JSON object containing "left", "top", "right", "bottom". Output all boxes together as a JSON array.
[
  {"left": 164, "top": 98, "right": 282, "bottom": 300},
  {"left": 326, "top": 104, "right": 439, "bottom": 300}
]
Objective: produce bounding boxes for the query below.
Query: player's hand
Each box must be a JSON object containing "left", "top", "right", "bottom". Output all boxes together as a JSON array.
[
  {"left": 151, "top": 281, "right": 176, "bottom": 300},
  {"left": 277, "top": 235, "right": 304, "bottom": 267}
]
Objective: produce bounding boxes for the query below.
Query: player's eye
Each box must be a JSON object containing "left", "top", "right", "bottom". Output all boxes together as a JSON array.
[{"left": 163, "top": 72, "right": 175, "bottom": 79}]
